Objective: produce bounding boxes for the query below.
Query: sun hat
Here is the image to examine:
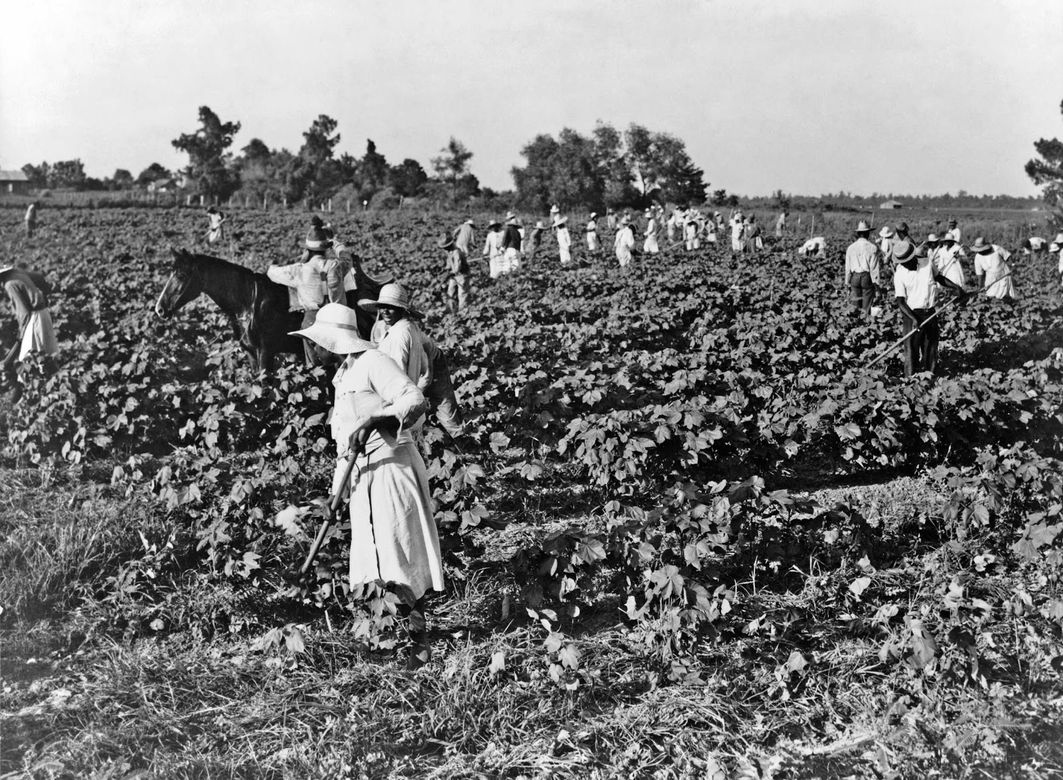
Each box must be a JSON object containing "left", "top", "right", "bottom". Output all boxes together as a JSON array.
[
  {"left": 1051, "top": 243, "right": 1061, "bottom": 253},
  {"left": 1054, "top": 232, "right": 1063, "bottom": 244},
  {"left": 487, "top": 220, "right": 502, "bottom": 229},
  {"left": 305, "top": 224, "right": 332, "bottom": 251},
  {"left": 552, "top": 216, "right": 567, "bottom": 227},
  {"left": 504, "top": 211, "right": 518, "bottom": 224},
  {"left": 590, "top": 212, "right": 597, "bottom": 219},
  {"left": 437, "top": 233, "right": 456, "bottom": 249},
  {"left": 892, "top": 240, "right": 917, "bottom": 262},
  {"left": 464, "top": 218, "right": 473, "bottom": 225},
  {"left": 926, "top": 233, "right": 939, "bottom": 243},
  {"left": 855, "top": 220, "right": 871, "bottom": 233},
  {"left": 968, "top": 236, "right": 993, "bottom": 254},
  {"left": 357, "top": 282, "right": 421, "bottom": 317},
  {"left": 534, "top": 221, "right": 544, "bottom": 229},
  {"left": 942, "top": 230, "right": 959, "bottom": 243},
  {"left": 879, "top": 226, "right": 895, "bottom": 239},
  {"left": 289, "top": 303, "right": 374, "bottom": 355}
]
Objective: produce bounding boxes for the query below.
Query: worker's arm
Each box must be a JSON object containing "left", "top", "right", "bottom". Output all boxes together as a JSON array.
[{"left": 895, "top": 295, "right": 917, "bottom": 323}]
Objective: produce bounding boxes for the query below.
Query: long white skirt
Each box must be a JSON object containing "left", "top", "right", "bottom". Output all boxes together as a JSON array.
[
  {"left": 643, "top": 234, "right": 659, "bottom": 254},
  {"left": 19, "top": 309, "right": 58, "bottom": 361},
  {"left": 504, "top": 247, "right": 521, "bottom": 274},
  {"left": 983, "top": 263, "right": 1017, "bottom": 299},
  {"left": 559, "top": 245, "right": 572, "bottom": 264},
  {"left": 489, "top": 253, "right": 503, "bottom": 279},
  {"left": 338, "top": 441, "right": 444, "bottom": 600}
]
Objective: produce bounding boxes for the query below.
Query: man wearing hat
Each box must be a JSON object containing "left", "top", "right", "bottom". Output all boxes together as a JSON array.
[
  {"left": 845, "top": 221, "right": 881, "bottom": 316},
  {"left": 892, "top": 239, "right": 969, "bottom": 376},
  {"left": 798, "top": 236, "right": 826, "bottom": 258},
  {"left": 969, "top": 237, "right": 1017, "bottom": 301},
  {"left": 1, "top": 264, "right": 58, "bottom": 388},
  {"left": 24, "top": 202, "right": 38, "bottom": 238},
  {"left": 501, "top": 213, "right": 523, "bottom": 275},
  {"left": 452, "top": 218, "right": 475, "bottom": 261},
  {"left": 585, "top": 213, "right": 601, "bottom": 254},
  {"left": 946, "top": 218, "right": 960, "bottom": 243},
  {"left": 358, "top": 282, "right": 428, "bottom": 385},
  {"left": 1021, "top": 236, "right": 1047, "bottom": 256},
  {"left": 483, "top": 220, "right": 504, "bottom": 279},
  {"left": 553, "top": 216, "right": 572, "bottom": 265},
  {"left": 439, "top": 234, "right": 470, "bottom": 313},
  {"left": 267, "top": 218, "right": 346, "bottom": 365},
  {"left": 774, "top": 210, "right": 787, "bottom": 239},
  {"left": 685, "top": 208, "right": 703, "bottom": 252},
  {"left": 643, "top": 209, "right": 660, "bottom": 254}
]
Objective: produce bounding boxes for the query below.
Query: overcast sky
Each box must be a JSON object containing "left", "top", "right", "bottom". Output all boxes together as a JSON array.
[{"left": 2, "top": 0, "right": 1061, "bottom": 196}]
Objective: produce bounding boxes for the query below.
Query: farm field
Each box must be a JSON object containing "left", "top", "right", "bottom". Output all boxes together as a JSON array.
[{"left": 2, "top": 205, "right": 1063, "bottom": 778}]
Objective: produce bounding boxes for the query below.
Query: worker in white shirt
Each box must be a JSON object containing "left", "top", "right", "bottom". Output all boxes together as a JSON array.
[
  {"left": 797, "top": 236, "right": 827, "bottom": 258},
  {"left": 892, "top": 240, "right": 969, "bottom": 377},
  {"left": 844, "top": 221, "right": 880, "bottom": 316},
  {"left": 928, "top": 233, "right": 966, "bottom": 288},
  {"left": 1021, "top": 237, "right": 1047, "bottom": 256}
]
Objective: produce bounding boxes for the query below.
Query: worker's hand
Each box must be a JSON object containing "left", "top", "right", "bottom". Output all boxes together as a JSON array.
[{"left": 957, "top": 290, "right": 972, "bottom": 308}]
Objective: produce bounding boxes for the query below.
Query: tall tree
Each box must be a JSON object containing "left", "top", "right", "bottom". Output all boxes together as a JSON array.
[
  {"left": 1026, "top": 98, "right": 1063, "bottom": 221},
  {"left": 388, "top": 158, "right": 428, "bottom": 198},
  {"left": 284, "top": 115, "right": 342, "bottom": 203},
  {"left": 431, "top": 137, "right": 474, "bottom": 181},
  {"left": 593, "top": 121, "right": 638, "bottom": 208},
  {"left": 512, "top": 129, "right": 602, "bottom": 211},
  {"left": 136, "top": 162, "right": 172, "bottom": 187},
  {"left": 624, "top": 124, "right": 706, "bottom": 203},
  {"left": 110, "top": 169, "right": 134, "bottom": 190},
  {"left": 21, "top": 162, "right": 49, "bottom": 188},
  {"left": 172, "top": 106, "right": 242, "bottom": 201},
  {"left": 48, "top": 159, "right": 87, "bottom": 189}
]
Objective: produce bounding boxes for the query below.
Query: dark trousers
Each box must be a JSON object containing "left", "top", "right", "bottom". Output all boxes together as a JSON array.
[
  {"left": 849, "top": 272, "right": 875, "bottom": 314},
  {"left": 2, "top": 311, "right": 30, "bottom": 377},
  {"left": 300, "top": 309, "right": 320, "bottom": 366},
  {"left": 903, "top": 308, "right": 939, "bottom": 377}
]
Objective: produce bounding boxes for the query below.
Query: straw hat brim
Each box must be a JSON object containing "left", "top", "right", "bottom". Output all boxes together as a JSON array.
[
  {"left": 289, "top": 321, "right": 374, "bottom": 355},
  {"left": 357, "top": 298, "right": 422, "bottom": 318}
]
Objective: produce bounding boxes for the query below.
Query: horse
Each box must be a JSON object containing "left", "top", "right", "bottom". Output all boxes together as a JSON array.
[{"left": 154, "top": 249, "right": 390, "bottom": 372}]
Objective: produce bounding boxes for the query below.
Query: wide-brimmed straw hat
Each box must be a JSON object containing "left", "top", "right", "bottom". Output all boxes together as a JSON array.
[
  {"left": 534, "top": 221, "right": 545, "bottom": 229},
  {"left": 437, "top": 233, "right": 456, "bottom": 249},
  {"left": 504, "top": 211, "right": 518, "bottom": 224},
  {"left": 941, "top": 230, "right": 958, "bottom": 243},
  {"left": 879, "top": 226, "right": 895, "bottom": 239},
  {"left": 289, "top": 303, "right": 374, "bottom": 355},
  {"left": 487, "top": 220, "right": 502, "bottom": 229},
  {"left": 926, "top": 233, "right": 939, "bottom": 243},
  {"left": 357, "top": 282, "right": 421, "bottom": 317},
  {"left": 855, "top": 220, "right": 871, "bottom": 233},
  {"left": 552, "top": 216, "right": 567, "bottom": 227},
  {"left": 968, "top": 237, "right": 993, "bottom": 254},
  {"left": 892, "top": 240, "right": 917, "bottom": 262},
  {"left": 1053, "top": 232, "right": 1063, "bottom": 244},
  {"left": 590, "top": 212, "right": 598, "bottom": 219}
]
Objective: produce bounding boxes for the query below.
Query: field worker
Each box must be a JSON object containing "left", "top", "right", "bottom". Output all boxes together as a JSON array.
[
  {"left": 483, "top": 220, "right": 504, "bottom": 279},
  {"left": 892, "top": 240, "right": 968, "bottom": 377},
  {"left": 206, "top": 206, "right": 226, "bottom": 245},
  {"left": 798, "top": 236, "right": 827, "bottom": 258},
  {"left": 744, "top": 215, "right": 763, "bottom": 251},
  {"left": 585, "top": 212, "right": 601, "bottom": 253},
  {"left": 1, "top": 265, "right": 58, "bottom": 388},
  {"left": 24, "top": 202, "right": 38, "bottom": 237},
  {"left": 606, "top": 208, "right": 617, "bottom": 231},
  {"left": 666, "top": 209, "right": 679, "bottom": 243},
  {"left": 929, "top": 233, "right": 965, "bottom": 288},
  {"left": 946, "top": 218, "right": 960, "bottom": 243},
  {"left": 1021, "top": 237, "right": 1047, "bottom": 256},
  {"left": 359, "top": 282, "right": 429, "bottom": 386},
  {"left": 729, "top": 211, "right": 745, "bottom": 252},
  {"left": 439, "top": 234, "right": 470, "bottom": 313},
  {"left": 525, "top": 220, "right": 545, "bottom": 261},
  {"left": 267, "top": 221, "right": 345, "bottom": 365},
  {"left": 292, "top": 303, "right": 442, "bottom": 668},
  {"left": 896, "top": 222, "right": 912, "bottom": 244},
  {"left": 845, "top": 221, "right": 881, "bottom": 315},
  {"left": 969, "top": 237, "right": 1017, "bottom": 301},
  {"left": 549, "top": 204, "right": 560, "bottom": 224},
  {"left": 501, "top": 213, "right": 523, "bottom": 275},
  {"left": 643, "top": 210, "right": 660, "bottom": 254},
  {"left": 553, "top": 216, "right": 572, "bottom": 264},
  {"left": 684, "top": 209, "right": 701, "bottom": 251},
  {"left": 775, "top": 210, "right": 787, "bottom": 239},
  {"left": 878, "top": 226, "right": 896, "bottom": 258},
  {"left": 702, "top": 211, "right": 718, "bottom": 245},
  {"left": 1053, "top": 233, "right": 1063, "bottom": 286},
  {"left": 452, "top": 218, "right": 475, "bottom": 260},
  {"left": 615, "top": 216, "right": 636, "bottom": 267},
  {"left": 715, "top": 211, "right": 726, "bottom": 235}
]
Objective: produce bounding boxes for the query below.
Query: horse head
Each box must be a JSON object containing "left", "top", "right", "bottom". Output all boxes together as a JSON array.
[{"left": 155, "top": 248, "right": 204, "bottom": 318}]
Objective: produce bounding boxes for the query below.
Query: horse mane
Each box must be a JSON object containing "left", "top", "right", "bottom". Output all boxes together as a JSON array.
[{"left": 174, "top": 249, "right": 265, "bottom": 281}]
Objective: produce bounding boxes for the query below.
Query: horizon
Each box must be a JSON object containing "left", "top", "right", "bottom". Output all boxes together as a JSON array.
[{"left": 2, "top": 1, "right": 1061, "bottom": 199}]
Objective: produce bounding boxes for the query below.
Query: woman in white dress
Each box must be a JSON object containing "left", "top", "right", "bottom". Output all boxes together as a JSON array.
[
  {"left": 969, "top": 237, "right": 1017, "bottom": 301},
  {"left": 292, "top": 303, "right": 443, "bottom": 667},
  {"left": 553, "top": 216, "right": 572, "bottom": 264},
  {"left": 643, "top": 210, "right": 659, "bottom": 254}
]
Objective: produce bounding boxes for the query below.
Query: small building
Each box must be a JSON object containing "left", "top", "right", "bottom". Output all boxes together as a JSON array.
[
  {"left": 0, "top": 170, "right": 30, "bottom": 195},
  {"left": 148, "top": 178, "right": 175, "bottom": 193},
  {"left": 879, "top": 200, "right": 903, "bottom": 210}
]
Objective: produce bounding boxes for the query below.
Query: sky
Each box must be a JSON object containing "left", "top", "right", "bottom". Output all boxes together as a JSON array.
[{"left": 2, "top": 0, "right": 1061, "bottom": 197}]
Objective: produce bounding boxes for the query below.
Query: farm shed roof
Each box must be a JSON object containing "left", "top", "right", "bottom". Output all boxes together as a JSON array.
[
  {"left": 879, "top": 200, "right": 903, "bottom": 208},
  {"left": 0, "top": 170, "right": 29, "bottom": 182}
]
